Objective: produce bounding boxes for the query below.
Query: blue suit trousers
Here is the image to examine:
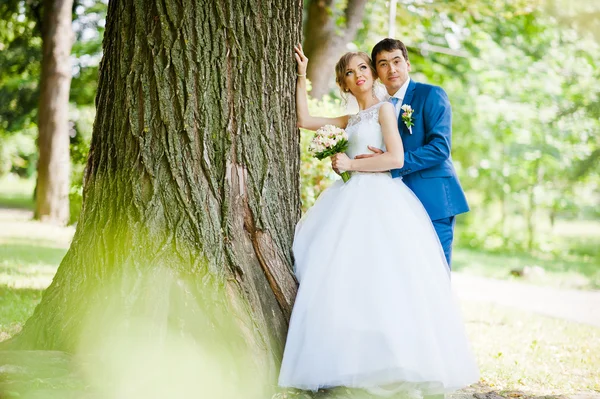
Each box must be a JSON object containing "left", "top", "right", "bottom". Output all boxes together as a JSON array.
[{"left": 432, "top": 216, "right": 456, "bottom": 269}]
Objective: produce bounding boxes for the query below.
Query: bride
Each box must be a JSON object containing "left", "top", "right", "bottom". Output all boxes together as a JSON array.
[{"left": 277, "top": 44, "right": 479, "bottom": 397}]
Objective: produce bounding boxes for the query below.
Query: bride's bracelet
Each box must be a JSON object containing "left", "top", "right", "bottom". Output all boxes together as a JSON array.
[{"left": 297, "top": 74, "right": 306, "bottom": 77}]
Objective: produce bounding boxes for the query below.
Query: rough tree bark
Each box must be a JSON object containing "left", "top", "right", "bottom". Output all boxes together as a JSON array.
[
  {"left": 9, "top": 0, "right": 302, "bottom": 394},
  {"left": 34, "top": 0, "right": 73, "bottom": 225},
  {"left": 303, "top": 0, "right": 368, "bottom": 99}
]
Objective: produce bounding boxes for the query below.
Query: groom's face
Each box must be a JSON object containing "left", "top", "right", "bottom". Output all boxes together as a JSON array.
[{"left": 375, "top": 50, "right": 411, "bottom": 95}]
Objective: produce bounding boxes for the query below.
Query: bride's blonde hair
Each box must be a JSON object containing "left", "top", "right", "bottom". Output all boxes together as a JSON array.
[{"left": 334, "top": 52, "right": 378, "bottom": 94}]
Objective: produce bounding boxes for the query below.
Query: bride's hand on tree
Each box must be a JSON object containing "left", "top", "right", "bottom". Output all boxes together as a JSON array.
[
  {"left": 354, "top": 146, "right": 384, "bottom": 159},
  {"left": 293, "top": 43, "right": 349, "bottom": 131},
  {"left": 332, "top": 153, "right": 352, "bottom": 172},
  {"left": 294, "top": 44, "right": 308, "bottom": 76}
]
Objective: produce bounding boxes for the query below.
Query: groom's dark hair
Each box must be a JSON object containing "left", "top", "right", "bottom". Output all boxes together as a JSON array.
[{"left": 371, "top": 38, "right": 409, "bottom": 64}]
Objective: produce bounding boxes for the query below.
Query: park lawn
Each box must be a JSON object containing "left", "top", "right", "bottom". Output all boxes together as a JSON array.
[
  {"left": 0, "top": 236, "right": 68, "bottom": 342},
  {"left": 453, "top": 212, "right": 600, "bottom": 291},
  {"left": 453, "top": 247, "right": 600, "bottom": 290},
  {"left": 0, "top": 178, "right": 73, "bottom": 342},
  {"left": 0, "top": 175, "right": 35, "bottom": 210},
  {"left": 463, "top": 301, "right": 600, "bottom": 395}
]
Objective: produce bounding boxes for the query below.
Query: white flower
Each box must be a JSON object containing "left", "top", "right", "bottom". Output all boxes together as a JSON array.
[
  {"left": 309, "top": 124, "right": 348, "bottom": 156},
  {"left": 400, "top": 105, "right": 414, "bottom": 134}
]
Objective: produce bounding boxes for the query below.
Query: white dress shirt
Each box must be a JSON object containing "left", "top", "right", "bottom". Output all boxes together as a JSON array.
[{"left": 389, "top": 77, "right": 411, "bottom": 118}]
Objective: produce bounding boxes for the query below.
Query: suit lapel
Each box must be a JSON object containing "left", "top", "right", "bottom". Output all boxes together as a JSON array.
[{"left": 398, "top": 79, "right": 417, "bottom": 136}]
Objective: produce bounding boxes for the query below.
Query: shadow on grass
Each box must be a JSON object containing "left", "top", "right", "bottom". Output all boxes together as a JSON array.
[
  {"left": 0, "top": 286, "right": 44, "bottom": 325},
  {"left": 0, "top": 195, "right": 34, "bottom": 211},
  {"left": 0, "top": 176, "right": 35, "bottom": 211}
]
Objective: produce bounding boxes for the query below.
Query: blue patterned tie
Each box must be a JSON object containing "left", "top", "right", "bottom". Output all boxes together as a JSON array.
[{"left": 389, "top": 97, "right": 399, "bottom": 107}]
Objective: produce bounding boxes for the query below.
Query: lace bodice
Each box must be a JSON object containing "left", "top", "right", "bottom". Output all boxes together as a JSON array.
[{"left": 345, "top": 102, "right": 387, "bottom": 160}]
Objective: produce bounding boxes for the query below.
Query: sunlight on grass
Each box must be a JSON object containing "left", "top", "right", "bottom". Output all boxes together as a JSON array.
[
  {"left": 0, "top": 235, "right": 70, "bottom": 290},
  {"left": 462, "top": 302, "right": 600, "bottom": 394},
  {"left": 0, "top": 199, "right": 71, "bottom": 342},
  {"left": 0, "top": 287, "right": 43, "bottom": 342},
  {"left": 0, "top": 213, "right": 75, "bottom": 248},
  {"left": 0, "top": 241, "right": 62, "bottom": 341},
  {"left": 0, "top": 240, "right": 64, "bottom": 289},
  {"left": 0, "top": 238, "right": 66, "bottom": 340},
  {"left": 554, "top": 219, "right": 600, "bottom": 239}
]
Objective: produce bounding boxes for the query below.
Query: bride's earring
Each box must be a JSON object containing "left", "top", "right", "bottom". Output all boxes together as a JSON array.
[{"left": 341, "top": 89, "right": 349, "bottom": 108}]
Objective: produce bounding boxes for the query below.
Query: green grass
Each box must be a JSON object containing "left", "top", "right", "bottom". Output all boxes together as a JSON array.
[
  {"left": 0, "top": 239, "right": 67, "bottom": 341},
  {"left": 454, "top": 214, "right": 600, "bottom": 290},
  {"left": 0, "top": 193, "right": 69, "bottom": 341},
  {"left": 0, "top": 239, "right": 68, "bottom": 268},
  {"left": 0, "top": 175, "right": 35, "bottom": 210},
  {"left": 0, "top": 286, "right": 44, "bottom": 342},
  {"left": 462, "top": 302, "right": 600, "bottom": 395},
  {"left": 453, "top": 247, "right": 600, "bottom": 290}
]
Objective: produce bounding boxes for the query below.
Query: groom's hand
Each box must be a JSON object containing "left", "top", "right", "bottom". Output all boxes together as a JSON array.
[
  {"left": 331, "top": 160, "right": 340, "bottom": 175},
  {"left": 354, "top": 146, "right": 384, "bottom": 159}
]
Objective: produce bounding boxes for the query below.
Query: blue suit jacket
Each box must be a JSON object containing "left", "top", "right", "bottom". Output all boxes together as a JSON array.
[{"left": 391, "top": 79, "right": 469, "bottom": 221}]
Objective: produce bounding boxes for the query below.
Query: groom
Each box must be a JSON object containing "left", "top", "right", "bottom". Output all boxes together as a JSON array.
[{"left": 358, "top": 38, "right": 469, "bottom": 267}]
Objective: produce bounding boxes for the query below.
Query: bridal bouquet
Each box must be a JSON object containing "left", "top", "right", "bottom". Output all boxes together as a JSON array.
[{"left": 308, "top": 125, "right": 351, "bottom": 182}]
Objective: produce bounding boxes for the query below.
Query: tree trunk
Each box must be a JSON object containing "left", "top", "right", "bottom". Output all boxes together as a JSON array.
[
  {"left": 303, "top": 0, "right": 368, "bottom": 99},
  {"left": 526, "top": 184, "right": 535, "bottom": 252},
  {"left": 9, "top": 0, "right": 302, "bottom": 396},
  {"left": 501, "top": 141, "right": 508, "bottom": 247},
  {"left": 34, "top": 0, "right": 73, "bottom": 225},
  {"left": 526, "top": 160, "right": 541, "bottom": 252}
]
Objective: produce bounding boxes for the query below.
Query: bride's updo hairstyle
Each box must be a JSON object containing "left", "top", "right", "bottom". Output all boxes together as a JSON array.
[{"left": 334, "top": 52, "right": 378, "bottom": 94}]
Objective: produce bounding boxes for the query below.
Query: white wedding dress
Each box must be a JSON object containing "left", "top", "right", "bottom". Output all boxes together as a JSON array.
[{"left": 278, "top": 102, "right": 479, "bottom": 396}]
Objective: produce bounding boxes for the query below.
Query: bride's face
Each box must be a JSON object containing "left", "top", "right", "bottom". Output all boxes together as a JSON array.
[{"left": 343, "top": 56, "right": 374, "bottom": 97}]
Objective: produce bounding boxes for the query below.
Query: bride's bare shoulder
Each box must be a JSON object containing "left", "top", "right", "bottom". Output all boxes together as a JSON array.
[{"left": 378, "top": 102, "right": 395, "bottom": 120}]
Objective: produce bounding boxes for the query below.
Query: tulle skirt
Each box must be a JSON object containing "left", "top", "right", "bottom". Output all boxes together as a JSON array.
[{"left": 278, "top": 172, "right": 479, "bottom": 395}]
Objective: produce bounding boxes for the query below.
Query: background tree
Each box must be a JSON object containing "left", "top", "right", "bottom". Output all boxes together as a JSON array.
[
  {"left": 34, "top": 0, "right": 74, "bottom": 225},
  {"left": 303, "top": 0, "right": 368, "bottom": 98},
  {"left": 545, "top": 0, "right": 600, "bottom": 181},
  {"left": 0, "top": 0, "right": 106, "bottom": 222},
  {"left": 0, "top": 1, "right": 43, "bottom": 177}
]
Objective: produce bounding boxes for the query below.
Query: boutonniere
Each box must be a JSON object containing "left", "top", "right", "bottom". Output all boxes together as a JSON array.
[{"left": 401, "top": 104, "right": 414, "bottom": 134}]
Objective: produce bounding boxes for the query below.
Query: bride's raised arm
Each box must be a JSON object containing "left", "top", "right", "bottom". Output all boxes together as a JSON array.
[{"left": 294, "top": 44, "right": 349, "bottom": 131}]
